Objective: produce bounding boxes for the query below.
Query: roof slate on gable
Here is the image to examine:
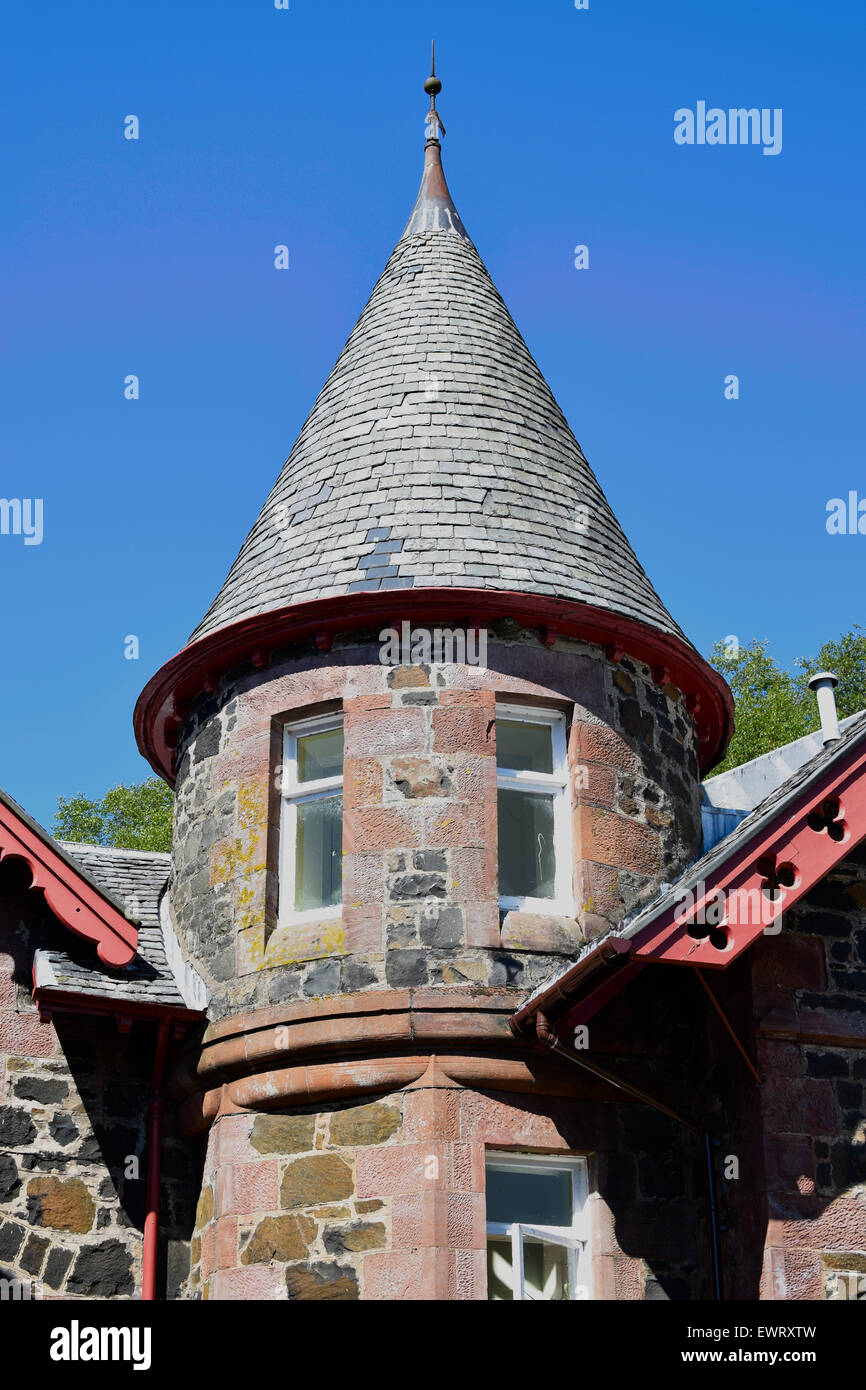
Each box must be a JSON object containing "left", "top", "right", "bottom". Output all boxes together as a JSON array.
[
  {"left": 34, "top": 843, "right": 189, "bottom": 1009},
  {"left": 189, "top": 140, "right": 687, "bottom": 649}
]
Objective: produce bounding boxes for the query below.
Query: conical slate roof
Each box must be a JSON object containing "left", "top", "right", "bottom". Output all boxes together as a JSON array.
[{"left": 190, "top": 137, "right": 685, "bottom": 646}]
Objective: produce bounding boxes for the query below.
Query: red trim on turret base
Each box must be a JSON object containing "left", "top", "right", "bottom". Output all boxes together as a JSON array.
[
  {"left": 0, "top": 801, "right": 138, "bottom": 967},
  {"left": 134, "top": 588, "right": 734, "bottom": 783}
]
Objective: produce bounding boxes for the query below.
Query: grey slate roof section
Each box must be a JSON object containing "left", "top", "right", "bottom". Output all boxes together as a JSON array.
[
  {"left": 190, "top": 144, "right": 686, "bottom": 646},
  {"left": 522, "top": 709, "right": 866, "bottom": 1009},
  {"left": 34, "top": 844, "right": 193, "bottom": 1010}
]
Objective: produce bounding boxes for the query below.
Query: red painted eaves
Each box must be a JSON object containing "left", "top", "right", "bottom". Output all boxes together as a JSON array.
[
  {"left": 630, "top": 732, "right": 866, "bottom": 969},
  {"left": 0, "top": 797, "right": 138, "bottom": 967}
]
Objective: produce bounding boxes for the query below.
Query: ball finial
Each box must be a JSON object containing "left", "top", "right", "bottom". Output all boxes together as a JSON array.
[{"left": 425, "top": 40, "right": 441, "bottom": 98}]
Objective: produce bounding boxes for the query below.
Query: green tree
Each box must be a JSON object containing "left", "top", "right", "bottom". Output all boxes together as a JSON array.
[
  {"left": 708, "top": 625, "right": 866, "bottom": 777},
  {"left": 54, "top": 778, "right": 173, "bottom": 852},
  {"left": 794, "top": 625, "right": 866, "bottom": 721}
]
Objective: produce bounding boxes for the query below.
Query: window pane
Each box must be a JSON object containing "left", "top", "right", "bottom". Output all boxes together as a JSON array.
[
  {"left": 486, "top": 1236, "right": 571, "bottom": 1302},
  {"left": 523, "top": 1239, "right": 570, "bottom": 1301},
  {"left": 295, "top": 795, "right": 342, "bottom": 911},
  {"left": 487, "top": 1238, "right": 516, "bottom": 1301},
  {"left": 496, "top": 718, "right": 553, "bottom": 774},
  {"left": 498, "top": 788, "right": 556, "bottom": 899},
  {"left": 297, "top": 726, "right": 343, "bottom": 783},
  {"left": 486, "top": 1165, "right": 572, "bottom": 1226}
]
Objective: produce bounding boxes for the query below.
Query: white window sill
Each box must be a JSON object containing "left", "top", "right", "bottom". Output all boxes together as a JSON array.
[{"left": 277, "top": 904, "right": 343, "bottom": 929}]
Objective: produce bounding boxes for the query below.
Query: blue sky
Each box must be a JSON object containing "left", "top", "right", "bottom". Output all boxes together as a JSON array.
[{"left": 3, "top": 0, "right": 864, "bottom": 826}]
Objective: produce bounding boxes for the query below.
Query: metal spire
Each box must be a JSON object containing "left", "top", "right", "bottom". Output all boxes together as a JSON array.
[{"left": 423, "top": 40, "right": 445, "bottom": 140}]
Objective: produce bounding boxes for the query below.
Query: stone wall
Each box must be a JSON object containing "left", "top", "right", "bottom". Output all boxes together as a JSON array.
[
  {"left": 184, "top": 958, "right": 714, "bottom": 1301},
  {"left": 170, "top": 626, "right": 702, "bottom": 1021},
  {"left": 0, "top": 872, "right": 199, "bottom": 1299},
  {"left": 751, "top": 841, "right": 866, "bottom": 1299}
]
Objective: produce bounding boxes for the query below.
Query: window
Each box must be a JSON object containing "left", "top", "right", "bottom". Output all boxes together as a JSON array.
[
  {"left": 496, "top": 705, "right": 571, "bottom": 912},
  {"left": 486, "top": 1154, "right": 590, "bottom": 1301},
  {"left": 279, "top": 713, "right": 343, "bottom": 922}
]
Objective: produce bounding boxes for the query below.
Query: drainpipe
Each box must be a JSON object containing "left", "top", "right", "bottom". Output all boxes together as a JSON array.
[
  {"left": 534, "top": 1011, "right": 723, "bottom": 1301},
  {"left": 142, "top": 1016, "right": 171, "bottom": 1301},
  {"left": 808, "top": 671, "right": 840, "bottom": 745}
]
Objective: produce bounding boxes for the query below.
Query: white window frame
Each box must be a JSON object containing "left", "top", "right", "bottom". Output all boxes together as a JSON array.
[
  {"left": 278, "top": 711, "right": 344, "bottom": 927},
  {"left": 495, "top": 703, "right": 572, "bottom": 915},
  {"left": 485, "top": 1152, "right": 591, "bottom": 1302}
]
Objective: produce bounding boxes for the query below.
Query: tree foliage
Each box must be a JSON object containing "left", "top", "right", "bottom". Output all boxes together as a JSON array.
[
  {"left": 709, "top": 625, "right": 866, "bottom": 777},
  {"left": 53, "top": 778, "right": 173, "bottom": 852}
]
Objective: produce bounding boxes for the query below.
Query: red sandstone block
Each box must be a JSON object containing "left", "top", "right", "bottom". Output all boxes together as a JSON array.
[
  {"left": 500, "top": 911, "right": 582, "bottom": 954},
  {"left": 0, "top": 1010, "right": 57, "bottom": 1058},
  {"left": 575, "top": 763, "right": 616, "bottom": 810},
  {"left": 344, "top": 807, "right": 421, "bottom": 853},
  {"left": 422, "top": 801, "right": 495, "bottom": 851},
  {"left": 344, "top": 694, "right": 392, "bottom": 711},
  {"left": 342, "top": 852, "right": 385, "bottom": 906},
  {"left": 574, "top": 805, "right": 659, "bottom": 876},
  {"left": 439, "top": 690, "right": 495, "bottom": 708},
  {"left": 344, "top": 904, "right": 382, "bottom": 954},
  {"left": 214, "top": 1115, "right": 255, "bottom": 1165},
  {"left": 355, "top": 1142, "right": 450, "bottom": 1197},
  {"left": 447, "top": 1190, "right": 487, "bottom": 1250},
  {"left": 762, "top": 1076, "right": 837, "bottom": 1137},
  {"left": 453, "top": 1247, "right": 487, "bottom": 1301},
  {"left": 210, "top": 732, "right": 271, "bottom": 790},
  {"left": 200, "top": 1222, "right": 216, "bottom": 1281},
  {"left": 463, "top": 901, "right": 501, "bottom": 949},
  {"left": 401, "top": 1085, "right": 461, "bottom": 1144},
  {"left": 453, "top": 754, "right": 497, "bottom": 803},
  {"left": 614, "top": 1255, "right": 643, "bottom": 1300},
  {"left": 458, "top": 1089, "right": 577, "bottom": 1150},
  {"left": 343, "top": 757, "right": 383, "bottom": 810},
  {"left": 363, "top": 1248, "right": 451, "bottom": 1301},
  {"left": 344, "top": 707, "right": 426, "bottom": 757},
  {"left": 211, "top": 1264, "right": 286, "bottom": 1301},
  {"left": 448, "top": 1142, "right": 486, "bottom": 1194},
  {"left": 751, "top": 936, "right": 826, "bottom": 1012},
  {"left": 760, "top": 1245, "right": 787, "bottom": 1301},
  {"left": 215, "top": 1217, "right": 239, "bottom": 1270},
  {"left": 216, "top": 1160, "right": 279, "bottom": 1216},
  {"left": 0, "top": 956, "right": 17, "bottom": 1010},
  {"left": 577, "top": 860, "right": 622, "bottom": 922},
  {"left": 432, "top": 705, "right": 495, "bottom": 756},
  {"left": 756, "top": 1038, "right": 803, "bottom": 1079},
  {"left": 450, "top": 849, "right": 497, "bottom": 902},
  {"left": 763, "top": 1135, "right": 815, "bottom": 1195},
  {"left": 390, "top": 1193, "right": 424, "bottom": 1249},
  {"left": 783, "top": 1250, "right": 822, "bottom": 1301},
  {"left": 573, "top": 721, "right": 640, "bottom": 774},
  {"left": 768, "top": 1197, "right": 866, "bottom": 1252}
]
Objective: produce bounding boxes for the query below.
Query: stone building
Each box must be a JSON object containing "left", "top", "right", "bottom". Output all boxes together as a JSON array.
[{"left": 1, "top": 70, "right": 865, "bottom": 1302}]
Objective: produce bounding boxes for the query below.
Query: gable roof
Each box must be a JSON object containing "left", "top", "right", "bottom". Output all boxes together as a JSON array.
[
  {"left": 32, "top": 844, "right": 192, "bottom": 1012},
  {"left": 513, "top": 710, "right": 866, "bottom": 1033},
  {"left": 0, "top": 784, "right": 205, "bottom": 1016}
]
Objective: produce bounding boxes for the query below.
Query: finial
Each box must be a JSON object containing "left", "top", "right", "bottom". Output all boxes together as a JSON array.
[{"left": 423, "top": 40, "right": 445, "bottom": 141}]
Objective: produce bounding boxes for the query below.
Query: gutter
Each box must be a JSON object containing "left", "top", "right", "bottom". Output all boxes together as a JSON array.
[{"left": 509, "top": 937, "right": 633, "bottom": 1037}]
